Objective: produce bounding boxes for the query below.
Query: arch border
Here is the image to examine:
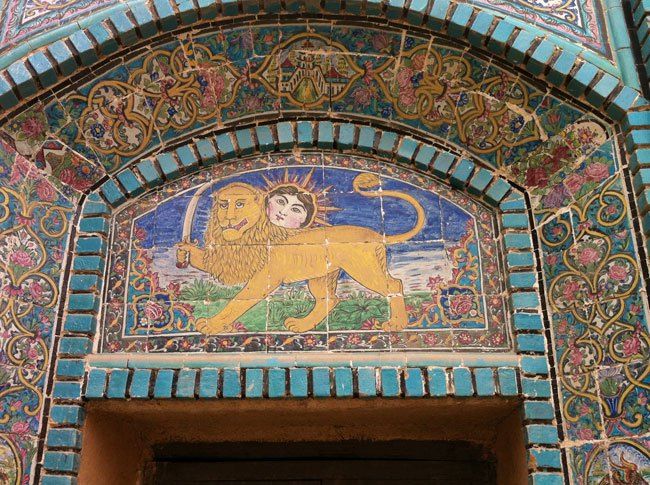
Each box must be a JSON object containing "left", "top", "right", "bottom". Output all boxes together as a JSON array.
[
  {"left": 39, "top": 119, "right": 561, "bottom": 484},
  {"left": 0, "top": 0, "right": 643, "bottom": 122}
]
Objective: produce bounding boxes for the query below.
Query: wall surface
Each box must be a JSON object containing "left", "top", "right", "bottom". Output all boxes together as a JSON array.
[{"left": 0, "top": 1, "right": 648, "bottom": 484}]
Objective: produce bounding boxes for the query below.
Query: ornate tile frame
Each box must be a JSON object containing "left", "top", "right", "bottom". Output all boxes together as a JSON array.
[
  {"left": 0, "top": 4, "right": 647, "bottom": 485},
  {"left": 38, "top": 120, "right": 562, "bottom": 484}
]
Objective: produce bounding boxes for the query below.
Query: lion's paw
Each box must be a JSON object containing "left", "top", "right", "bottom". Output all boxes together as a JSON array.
[
  {"left": 285, "top": 317, "right": 317, "bottom": 333},
  {"left": 196, "top": 317, "right": 231, "bottom": 335}
]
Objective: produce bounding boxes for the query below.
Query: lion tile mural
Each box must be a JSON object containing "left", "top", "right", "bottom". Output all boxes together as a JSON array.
[{"left": 101, "top": 154, "right": 508, "bottom": 353}]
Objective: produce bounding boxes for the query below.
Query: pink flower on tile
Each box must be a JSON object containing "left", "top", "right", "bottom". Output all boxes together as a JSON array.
[
  {"left": 11, "top": 421, "right": 30, "bottom": 435},
  {"left": 29, "top": 281, "right": 43, "bottom": 300},
  {"left": 144, "top": 301, "right": 164, "bottom": 321},
  {"left": 576, "top": 428, "right": 594, "bottom": 440},
  {"left": 608, "top": 264, "right": 629, "bottom": 282},
  {"left": 564, "top": 173, "right": 585, "bottom": 194},
  {"left": 10, "top": 250, "right": 34, "bottom": 268},
  {"left": 622, "top": 334, "right": 641, "bottom": 357},
  {"left": 36, "top": 180, "right": 57, "bottom": 202},
  {"left": 577, "top": 247, "right": 600, "bottom": 266},
  {"left": 21, "top": 116, "right": 45, "bottom": 138},
  {"left": 562, "top": 280, "right": 581, "bottom": 302},
  {"left": 584, "top": 162, "right": 609, "bottom": 182}
]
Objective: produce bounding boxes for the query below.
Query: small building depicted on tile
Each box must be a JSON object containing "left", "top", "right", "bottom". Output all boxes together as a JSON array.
[{"left": 0, "top": 0, "right": 648, "bottom": 483}]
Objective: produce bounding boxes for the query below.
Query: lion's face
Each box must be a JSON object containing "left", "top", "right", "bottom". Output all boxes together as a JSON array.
[{"left": 213, "top": 183, "right": 263, "bottom": 241}]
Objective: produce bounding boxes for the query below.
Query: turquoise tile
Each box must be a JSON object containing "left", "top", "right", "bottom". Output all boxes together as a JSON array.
[
  {"left": 106, "top": 368, "right": 129, "bottom": 398},
  {"left": 312, "top": 367, "right": 331, "bottom": 397},
  {"left": 245, "top": 368, "right": 263, "bottom": 398},
  {"left": 176, "top": 369, "right": 198, "bottom": 398},
  {"left": 268, "top": 368, "right": 286, "bottom": 398},
  {"left": 198, "top": 368, "right": 219, "bottom": 398},
  {"left": 334, "top": 368, "right": 353, "bottom": 397},
  {"left": 289, "top": 368, "right": 308, "bottom": 397},
  {"left": 222, "top": 368, "right": 241, "bottom": 398},
  {"left": 404, "top": 368, "right": 424, "bottom": 397},
  {"left": 357, "top": 367, "right": 377, "bottom": 397}
]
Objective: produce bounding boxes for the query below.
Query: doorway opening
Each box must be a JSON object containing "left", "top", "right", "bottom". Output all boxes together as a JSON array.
[{"left": 78, "top": 397, "right": 527, "bottom": 484}]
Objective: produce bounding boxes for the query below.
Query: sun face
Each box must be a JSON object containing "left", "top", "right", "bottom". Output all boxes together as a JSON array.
[{"left": 262, "top": 168, "right": 338, "bottom": 228}]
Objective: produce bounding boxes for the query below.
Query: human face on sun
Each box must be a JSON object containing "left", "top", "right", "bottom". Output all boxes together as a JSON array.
[{"left": 266, "top": 193, "right": 309, "bottom": 229}]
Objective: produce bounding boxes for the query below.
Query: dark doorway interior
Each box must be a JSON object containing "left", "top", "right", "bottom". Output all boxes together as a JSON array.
[{"left": 146, "top": 440, "right": 496, "bottom": 484}]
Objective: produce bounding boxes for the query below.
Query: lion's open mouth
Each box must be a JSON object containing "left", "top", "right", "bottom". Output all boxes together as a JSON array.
[{"left": 226, "top": 218, "right": 248, "bottom": 231}]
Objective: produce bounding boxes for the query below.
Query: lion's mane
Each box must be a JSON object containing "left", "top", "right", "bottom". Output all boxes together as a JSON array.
[{"left": 203, "top": 201, "right": 290, "bottom": 286}]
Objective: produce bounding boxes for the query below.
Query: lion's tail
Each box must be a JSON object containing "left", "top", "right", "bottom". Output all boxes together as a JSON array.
[{"left": 352, "top": 173, "right": 426, "bottom": 244}]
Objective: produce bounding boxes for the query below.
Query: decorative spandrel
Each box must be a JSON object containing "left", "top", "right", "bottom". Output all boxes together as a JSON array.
[{"left": 101, "top": 155, "right": 509, "bottom": 353}]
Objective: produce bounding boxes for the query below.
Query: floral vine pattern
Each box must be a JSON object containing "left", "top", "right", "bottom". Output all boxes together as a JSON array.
[
  {"left": 59, "top": 27, "right": 547, "bottom": 171},
  {"left": 542, "top": 176, "right": 650, "bottom": 440},
  {"left": 0, "top": 141, "right": 72, "bottom": 483}
]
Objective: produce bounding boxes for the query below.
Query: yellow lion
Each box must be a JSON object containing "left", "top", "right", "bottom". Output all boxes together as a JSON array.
[{"left": 176, "top": 173, "right": 426, "bottom": 334}]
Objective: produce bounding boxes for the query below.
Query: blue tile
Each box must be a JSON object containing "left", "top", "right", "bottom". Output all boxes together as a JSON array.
[
  {"left": 7, "top": 61, "right": 37, "bottom": 98},
  {"left": 56, "top": 359, "right": 85, "bottom": 379},
  {"left": 85, "top": 369, "right": 108, "bottom": 398},
  {"left": 277, "top": 122, "right": 294, "bottom": 149},
  {"left": 47, "top": 428, "right": 82, "bottom": 449},
  {"left": 43, "top": 451, "right": 80, "bottom": 473},
  {"left": 497, "top": 368, "right": 518, "bottom": 396},
  {"left": 87, "top": 23, "right": 119, "bottom": 56},
  {"left": 521, "top": 377, "right": 552, "bottom": 398},
  {"left": 316, "top": 121, "right": 334, "bottom": 149},
  {"left": 245, "top": 368, "right": 264, "bottom": 398},
  {"left": 198, "top": 368, "right": 219, "bottom": 398},
  {"left": 334, "top": 368, "right": 353, "bottom": 397},
  {"left": 256, "top": 125, "right": 276, "bottom": 152},
  {"left": 219, "top": 368, "right": 239, "bottom": 398},
  {"left": 521, "top": 356, "right": 549, "bottom": 376},
  {"left": 517, "top": 334, "right": 546, "bottom": 353},
  {"left": 175, "top": 145, "right": 199, "bottom": 170},
  {"left": 59, "top": 336, "right": 92, "bottom": 356},
  {"left": 268, "top": 368, "right": 286, "bottom": 398},
  {"left": 380, "top": 368, "right": 400, "bottom": 397},
  {"left": 404, "top": 368, "right": 424, "bottom": 397},
  {"left": 473, "top": 368, "right": 495, "bottom": 396},
  {"left": 427, "top": 367, "right": 447, "bottom": 396},
  {"left": 153, "top": 369, "right": 175, "bottom": 398},
  {"left": 53, "top": 382, "right": 83, "bottom": 400},
  {"left": 64, "top": 314, "right": 96, "bottom": 334},
  {"left": 312, "top": 367, "right": 331, "bottom": 397},
  {"left": 75, "top": 237, "right": 106, "bottom": 255},
  {"left": 106, "top": 369, "right": 129, "bottom": 398},
  {"left": 357, "top": 367, "right": 377, "bottom": 397},
  {"left": 525, "top": 425, "right": 559, "bottom": 445},
  {"left": 235, "top": 129, "right": 255, "bottom": 155},
  {"left": 69, "top": 31, "right": 98, "bottom": 66},
  {"left": 28, "top": 51, "right": 58, "bottom": 88},
  {"left": 529, "top": 449, "right": 561, "bottom": 469},
  {"left": 452, "top": 367, "right": 473, "bottom": 396},
  {"left": 176, "top": 369, "right": 198, "bottom": 398},
  {"left": 296, "top": 121, "right": 314, "bottom": 147},
  {"left": 289, "top": 368, "right": 308, "bottom": 397},
  {"left": 129, "top": 3, "right": 157, "bottom": 38},
  {"left": 130, "top": 369, "right": 152, "bottom": 398},
  {"left": 153, "top": 0, "right": 179, "bottom": 30},
  {"left": 523, "top": 401, "right": 555, "bottom": 421},
  {"left": 50, "top": 405, "right": 85, "bottom": 426},
  {"left": 337, "top": 123, "right": 356, "bottom": 150}
]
